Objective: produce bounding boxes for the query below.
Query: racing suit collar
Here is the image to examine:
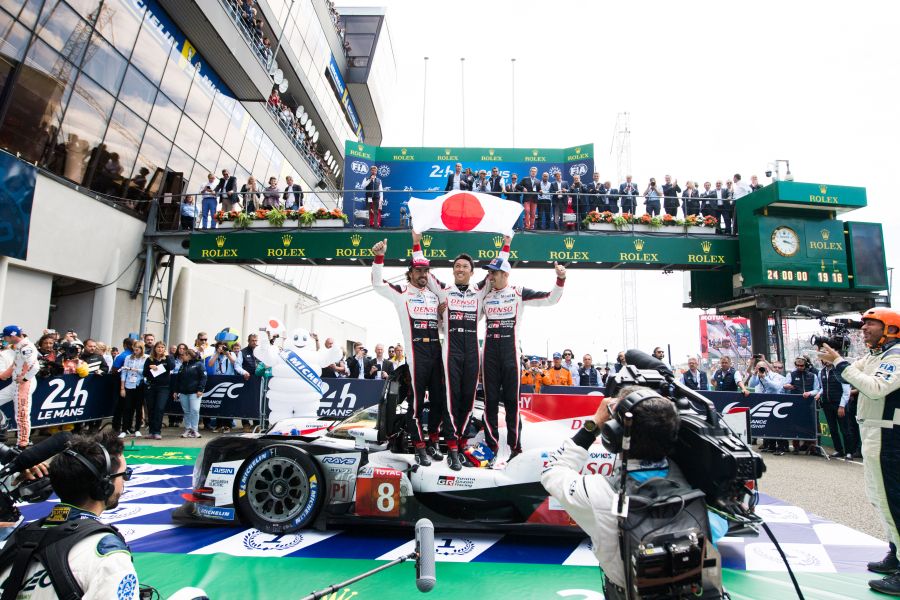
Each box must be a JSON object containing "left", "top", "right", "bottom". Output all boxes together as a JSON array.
[
  {"left": 45, "top": 503, "right": 102, "bottom": 524},
  {"left": 870, "top": 339, "right": 900, "bottom": 355}
]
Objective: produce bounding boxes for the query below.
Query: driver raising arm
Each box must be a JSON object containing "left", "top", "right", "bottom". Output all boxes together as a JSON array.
[
  {"left": 480, "top": 259, "right": 565, "bottom": 466},
  {"left": 371, "top": 239, "right": 449, "bottom": 466},
  {"left": 820, "top": 308, "right": 900, "bottom": 596},
  {"left": 413, "top": 231, "right": 511, "bottom": 471}
]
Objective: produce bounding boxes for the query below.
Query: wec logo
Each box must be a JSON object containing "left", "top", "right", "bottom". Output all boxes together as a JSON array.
[
  {"left": 205, "top": 382, "right": 244, "bottom": 399},
  {"left": 723, "top": 400, "right": 793, "bottom": 419}
]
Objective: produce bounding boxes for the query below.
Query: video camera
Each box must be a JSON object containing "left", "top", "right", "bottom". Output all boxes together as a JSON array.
[
  {"left": 605, "top": 350, "right": 765, "bottom": 526},
  {"left": 0, "top": 432, "right": 74, "bottom": 523},
  {"left": 603, "top": 351, "right": 765, "bottom": 600},
  {"left": 795, "top": 305, "right": 861, "bottom": 354}
]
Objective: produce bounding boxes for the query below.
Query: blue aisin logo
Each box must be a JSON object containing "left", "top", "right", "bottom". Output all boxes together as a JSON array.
[{"left": 211, "top": 466, "right": 235, "bottom": 475}]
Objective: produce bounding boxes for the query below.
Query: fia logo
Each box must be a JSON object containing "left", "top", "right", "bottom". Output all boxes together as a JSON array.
[
  {"left": 568, "top": 163, "right": 588, "bottom": 178},
  {"left": 350, "top": 161, "right": 369, "bottom": 175},
  {"left": 243, "top": 531, "right": 305, "bottom": 551},
  {"left": 435, "top": 537, "right": 476, "bottom": 556}
]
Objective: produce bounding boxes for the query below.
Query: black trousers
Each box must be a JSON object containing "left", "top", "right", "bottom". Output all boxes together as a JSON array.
[
  {"left": 408, "top": 343, "right": 448, "bottom": 444},
  {"left": 444, "top": 349, "right": 478, "bottom": 443},
  {"left": 664, "top": 206, "right": 678, "bottom": 216},
  {"left": 846, "top": 398, "right": 861, "bottom": 454},
  {"left": 821, "top": 403, "right": 850, "bottom": 454},
  {"left": 118, "top": 386, "right": 144, "bottom": 432},
  {"left": 146, "top": 386, "right": 169, "bottom": 435},
  {"left": 482, "top": 343, "right": 522, "bottom": 452},
  {"left": 720, "top": 207, "right": 734, "bottom": 234}
]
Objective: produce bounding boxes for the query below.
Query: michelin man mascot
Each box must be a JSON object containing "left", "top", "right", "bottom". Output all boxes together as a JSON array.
[{"left": 254, "top": 318, "right": 342, "bottom": 424}]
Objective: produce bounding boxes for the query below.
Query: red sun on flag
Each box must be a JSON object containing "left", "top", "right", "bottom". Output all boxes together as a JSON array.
[{"left": 440, "top": 193, "right": 485, "bottom": 231}]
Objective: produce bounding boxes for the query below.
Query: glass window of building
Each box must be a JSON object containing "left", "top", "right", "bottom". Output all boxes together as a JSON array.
[
  {"left": 118, "top": 65, "right": 156, "bottom": 120},
  {"left": 129, "top": 16, "right": 170, "bottom": 87},
  {"left": 132, "top": 125, "right": 171, "bottom": 192},
  {"left": 239, "top": 119, "right": 261, "bottom": 173},
  {"left": 174, "top": 113, "right": 202, "bottom": 157},
  {"left": 149, "top": 91, "right": 179, "bottom": 140},
  {"left": 0, "top": 39, "right": 75, "bottom": 165},
  {"left": 184, "top": 78, "right": 214, "bottom": 130},
  {"left": 34, "top": 2, "right": 90, "bottom": 65},
  {"left": 64, "top": 0, "right": 105, "bottom": 22},
  {"left": 100, "top": 102, "right": 145, "bottom": 196},
  {"left": 81, "top": 33, "right": 127, "bottom": 94},
  {"left": 195, "top": 133, "right": 221, "bottom": 174},
  {"left": 159, "top": 44, "right": 193, "bottom": 109},
  {"left": 57, "top": 73, "right": 115, "bottom": 185},
  {"left": 166, "top": 144, "right": 194, "bottom": 185},
  {"left": 222, "top": 102, "right": 248, "bottom": 160},
  {"left": 205, "top": 94, "right": 233, "bottom": 145},
  {"left": 1, "top": 0, "right": 42, "bottom": 29},
  {"left": 94, "top": 0, "right": 144, "bottom": 58},
  {"left": 0, "top": 10, "right": 30, "bottom": 61},
  {"left": 216, "top": 151, "right": 237, "bottom": 179}
]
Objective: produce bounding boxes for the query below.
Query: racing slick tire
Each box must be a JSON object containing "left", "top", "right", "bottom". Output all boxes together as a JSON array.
[{"left": 234, "top": 444, "right": 325, "bottom": 533}]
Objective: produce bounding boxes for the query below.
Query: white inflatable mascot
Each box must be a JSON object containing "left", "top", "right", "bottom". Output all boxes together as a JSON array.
[{"left": 254, "top": 318, "right": 343, "bottom": 424}]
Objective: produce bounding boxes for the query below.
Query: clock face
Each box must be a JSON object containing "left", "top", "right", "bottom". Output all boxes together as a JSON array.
[{"left": 771, "top": 226, "right": 800, "bottom": 257}]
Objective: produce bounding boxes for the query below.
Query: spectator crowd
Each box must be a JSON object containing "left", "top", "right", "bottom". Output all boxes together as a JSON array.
[
  {"left": 3, "top": 322, "right": 855, "bottom": 462},
  {"left": 444, "top": 162, "right": 764, "bottom": 234}
]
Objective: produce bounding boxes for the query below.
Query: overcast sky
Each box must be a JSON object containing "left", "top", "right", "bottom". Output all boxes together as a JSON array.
[{"left": 303, "top": 0, "right": 898, "bottom": 366}]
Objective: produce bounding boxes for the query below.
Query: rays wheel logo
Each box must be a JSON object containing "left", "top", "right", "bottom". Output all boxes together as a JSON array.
[
  {"left": 435, "top": 537, "right": 476, "bottom": 556},
  {"left": 243, "top": 531, "right": 305, "bottom": 551}
]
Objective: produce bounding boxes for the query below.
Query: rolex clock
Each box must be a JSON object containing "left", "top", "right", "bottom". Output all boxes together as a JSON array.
[{"left": 770, "top": 226, "right": 800, "bottom": 257}]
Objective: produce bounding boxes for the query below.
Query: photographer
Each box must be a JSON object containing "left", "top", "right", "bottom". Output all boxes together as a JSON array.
[
  {"left": 520, "top": 356, "right": 546, "bottom": 392},
  {"left": 819, "top": 307, "right": 900, "bottom": 596},
  {"left": 0, "top": 431, "right": 139, "bottom": 598},
  {"left": 542, "top": 387, "right": 721, "bottom": 599},
  {"left": 749, "top": 358, "right": 789, "bottom": 455}
]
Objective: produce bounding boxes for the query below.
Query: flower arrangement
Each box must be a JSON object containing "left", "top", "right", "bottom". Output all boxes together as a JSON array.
[
  {"left": 266, "top": 206, "right": 288, "bottom": 227},
  {"left": 661, "top": 214, "right": 684, "bottom": 226},
  {"left": 300, "top": 208, "right": 349, "bottom": 225},
  {"left": 233, "top": 211, "right": 253, "bottom": 228},
  {"left": 613, "top": 213, "right": 633, "bottom": 229},
  {"left": 214, "top": 210, "right": 240, "bottom": 224},
  {"left": 702, "top": 215, "right": 719, "bottom": 228},
  {"left": 582, "top": 210, "right": 615, "bottom": 225}
]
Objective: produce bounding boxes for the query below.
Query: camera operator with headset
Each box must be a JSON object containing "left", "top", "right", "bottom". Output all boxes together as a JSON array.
[
  {"left": 542, "top": 386, "right": 724, "bottom": 599},
  {"left": 818, "top": 307, "right": 900, "bottom": 596},
  {"left": 0, "top": 431, "right": 139, "bottom": 599}
]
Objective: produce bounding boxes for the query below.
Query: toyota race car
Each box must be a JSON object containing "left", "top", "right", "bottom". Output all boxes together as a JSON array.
[{"left": 173, "top": 373, "right": 612, "bottom": 535}]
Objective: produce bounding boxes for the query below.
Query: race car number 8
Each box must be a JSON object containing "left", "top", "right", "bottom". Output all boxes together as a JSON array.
[{"left": 377, "top": 482, "right": 395, "bottom": 512}]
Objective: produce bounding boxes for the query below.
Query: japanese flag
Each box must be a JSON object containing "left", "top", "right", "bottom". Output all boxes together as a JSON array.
[{"left": 408, "top": 191, "right": 523, "bottom": 236}]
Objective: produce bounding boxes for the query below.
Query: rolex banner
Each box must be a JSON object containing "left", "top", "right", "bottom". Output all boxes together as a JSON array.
[{"left": 343, "top": 142, "right": 594, "bottom": 227}]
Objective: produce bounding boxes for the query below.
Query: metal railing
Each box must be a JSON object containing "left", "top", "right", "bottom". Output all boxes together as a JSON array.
[
  {"left": 219, "top": 0, "right": 273, "bottom": 70},
  {"left": 144, "top": 188, "right": 739, "bottom": 235}
]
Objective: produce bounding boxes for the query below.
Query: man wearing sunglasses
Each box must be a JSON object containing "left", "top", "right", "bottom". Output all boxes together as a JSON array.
[{"left": 0, "top": 431, "right": 139, "bottom": 598}]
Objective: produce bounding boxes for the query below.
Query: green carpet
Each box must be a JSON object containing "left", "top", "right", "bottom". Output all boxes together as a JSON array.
[{"left": 134, "top": 552, "right": 878, "bottom": 599}]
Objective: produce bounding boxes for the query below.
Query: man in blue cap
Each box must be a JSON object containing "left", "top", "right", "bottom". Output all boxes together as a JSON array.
[
  {"left": 480, "top": 259, "right": 566, "bottom": 466},
  {"left": 0, "top": 325, "right": 38, "bottom": 447}
]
